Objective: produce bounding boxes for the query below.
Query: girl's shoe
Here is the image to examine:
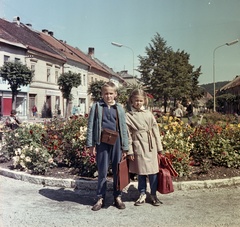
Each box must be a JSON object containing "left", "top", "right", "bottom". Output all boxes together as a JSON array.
[
  {"left": 150, "top": 195, "right": 162, "bottom": 206},
  {"left": 134, "top": 194, "right": 146, "bottom": 206}
]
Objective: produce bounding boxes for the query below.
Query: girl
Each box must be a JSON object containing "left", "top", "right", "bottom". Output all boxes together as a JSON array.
[{"left": 126, "top": 89, "right": 163, "bottom": 206}]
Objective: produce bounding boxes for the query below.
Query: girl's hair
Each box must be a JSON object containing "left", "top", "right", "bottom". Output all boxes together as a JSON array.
[
  {"left": 128, "top": 89, "right": 148, "bottom": 107},
  {"left": 101, "top": 81, "right": 117, "bottom": 92}
]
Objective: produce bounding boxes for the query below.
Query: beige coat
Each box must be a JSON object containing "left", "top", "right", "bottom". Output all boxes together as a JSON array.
[{"left": 126, "top": 108, "right": 163, "bottom": 175}]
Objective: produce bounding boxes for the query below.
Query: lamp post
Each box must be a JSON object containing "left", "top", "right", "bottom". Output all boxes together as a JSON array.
[
  {"left": 111, "top": 42, "right": 135, "bottom": 77},
  {"left": 213, "top": 39, "right": 238, "bottom": 112}
]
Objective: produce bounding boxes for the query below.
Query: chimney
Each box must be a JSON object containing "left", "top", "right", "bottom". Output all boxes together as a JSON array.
[
  {"left": 42, "top": 29, "right": 48, "bottom": 34},
  {"left": 13, "top": 16, "right": 20, "bottom": 25},
  {"left": 88, "top": 47, "right": 95, "bottom": 58},
  {"left": 48, "top": 31, "right": 54, "bottom": 36}
]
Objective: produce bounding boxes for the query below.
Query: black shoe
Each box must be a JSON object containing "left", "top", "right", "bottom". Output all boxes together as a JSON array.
[
  {"left": 150, "top": 195, "right": 162, "bottom": 206},
  {"left": 114, "top": 196, "right": 126, "bottom": 209},
  {"left": 92, "top": 198, "right": 105, "bottom": 211}
]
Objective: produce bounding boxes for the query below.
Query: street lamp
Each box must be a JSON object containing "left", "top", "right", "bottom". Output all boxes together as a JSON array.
[
  {"left": 213, "top": 39, "right": 238, "bottom": 112},
  {"left": 111, "top": 42, "right": 135, "bottom": 77}
]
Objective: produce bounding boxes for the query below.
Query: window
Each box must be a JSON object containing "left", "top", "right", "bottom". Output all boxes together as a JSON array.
[
  {"left": 47, "top": 68, "right": 51, "bottom": 82},
  {"left": 0, "top": 77, "right": 6, "bottom": 84},
  {"left": 15, "top": 58, "right": 20, "bottom": 63},
  {"left": 4, "top": 55, "right": 10, "bottom": 63}
]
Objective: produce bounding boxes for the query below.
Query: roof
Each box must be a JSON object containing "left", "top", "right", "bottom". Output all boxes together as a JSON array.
[
  {"left": 0, "top": 18, "right": 65, "bottom": 62},
  {"left": 220, "top": 76, "right": 240, "bottom": 91},
  {"left": 93, "top": 57, "right": 125, "bottom": 82},
  {"left": 65, "top": 44, "right": 110, "bottom": 74},
  {"left": 39, "top": 32, "right": 90, "bottom": 67}
]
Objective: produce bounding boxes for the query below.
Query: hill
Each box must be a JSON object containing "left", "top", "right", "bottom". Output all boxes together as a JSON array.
[{"left": 200, "top": 81, "right": 229, "bottom": 96}]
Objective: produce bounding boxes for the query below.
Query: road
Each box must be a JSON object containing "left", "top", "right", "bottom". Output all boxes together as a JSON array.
[{"left": 0, "top": 175, "right": 240, "bottom": 227}]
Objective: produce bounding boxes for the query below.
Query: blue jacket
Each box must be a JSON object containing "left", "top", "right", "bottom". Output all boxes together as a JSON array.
[{"left": 86, "top": 100, "right": 129, "bottom": 151}]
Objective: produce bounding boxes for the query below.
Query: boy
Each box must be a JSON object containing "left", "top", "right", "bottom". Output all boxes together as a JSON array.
[{"left": 86, "top": 81, "right": 129, "bottom": 211}]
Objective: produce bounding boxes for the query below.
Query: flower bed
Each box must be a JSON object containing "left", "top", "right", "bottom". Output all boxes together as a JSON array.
[{"left": 1, "top": 113, "right": 240, "bottom": 178}]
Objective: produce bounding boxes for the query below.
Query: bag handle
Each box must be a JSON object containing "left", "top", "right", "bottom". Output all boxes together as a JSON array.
[{"left": 158, "top": 154, "right": 178, "bottom": 177}]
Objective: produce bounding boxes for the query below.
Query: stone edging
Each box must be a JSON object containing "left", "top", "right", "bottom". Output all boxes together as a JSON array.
[{"left": 1, "top": 167, "right": 240, "bottom": 191}]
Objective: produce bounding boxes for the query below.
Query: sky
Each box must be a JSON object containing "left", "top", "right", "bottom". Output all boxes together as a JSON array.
[{"left": 1, "top": 0, "right": 240, "bottom": 85}]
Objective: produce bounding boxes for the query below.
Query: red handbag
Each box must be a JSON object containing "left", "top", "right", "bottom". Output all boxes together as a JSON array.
[
  {"left": 157, "top": 168, "right": 174, "bottom": 194},
  {"left": 158, "top": 154, "right": 178, "bottom": 177},
  {"left": 157, "top": 154, "right": 178, "bottom": 194}
]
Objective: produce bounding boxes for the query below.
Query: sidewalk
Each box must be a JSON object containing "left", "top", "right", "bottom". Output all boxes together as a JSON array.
[{"left": 1, "top": 165, "right": 240, "bottom": 192}]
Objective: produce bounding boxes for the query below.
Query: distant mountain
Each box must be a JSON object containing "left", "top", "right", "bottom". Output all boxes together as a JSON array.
[{"left": 200, "top": 81, "right": 229, "bottom": 96}]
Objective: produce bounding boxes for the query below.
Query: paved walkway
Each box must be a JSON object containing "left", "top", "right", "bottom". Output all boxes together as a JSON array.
[{"left": 1, "top": 175, "right": 240, "bottom": 227}]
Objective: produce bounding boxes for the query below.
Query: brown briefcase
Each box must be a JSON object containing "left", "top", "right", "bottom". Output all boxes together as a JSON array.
[{"left": 117, "top": 157, "right": 130, "bottom": 191}]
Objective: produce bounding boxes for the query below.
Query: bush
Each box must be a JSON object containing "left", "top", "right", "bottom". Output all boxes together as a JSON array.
[
  {"left": 2, "top": 116, "right": 97, "bottom": 177},
  {"left": 159, "top": 116, "right": 193, "bottom": 177},
  {"left": 2, "top": 113, "right": 240, "bottom": 178}
]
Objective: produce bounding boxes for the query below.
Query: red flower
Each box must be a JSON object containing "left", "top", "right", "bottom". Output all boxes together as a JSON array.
[{"left": 147, "top": 93, "right": 154, "bottom": 99}]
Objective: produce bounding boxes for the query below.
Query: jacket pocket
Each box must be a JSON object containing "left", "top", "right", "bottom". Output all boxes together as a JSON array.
[{"left": 132, "top": 140, "right": 143, "bottom": 155}]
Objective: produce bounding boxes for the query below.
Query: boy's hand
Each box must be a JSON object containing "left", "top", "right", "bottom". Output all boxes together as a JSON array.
[
  {"left": 88, "top": 146, "right": 96, "bottom": 156},
  {"left": 122, "top": 152, "right": 127, "bottom": 158}
]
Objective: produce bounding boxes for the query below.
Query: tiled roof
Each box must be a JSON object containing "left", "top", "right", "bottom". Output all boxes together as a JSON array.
[
  {"left": 220, "top": 76, "right": 240, "bottom": 91},
  {"left": 0, "top": 17, "right": 121, "bottom": 78},
  {"left": 0, "top": 27, "right": 19, "bottom": 44},
  {"left": 0, "top": 18, "right": 65, "bottom": 61},
  {"left": 39, "top": 32, "right": 90, "bottom": 67},
  {"left": 93, "top": 57, "right": 125, "bottom": 82},
  {"left": 65, "top": 44, "right": 110, "bottom": 74}
]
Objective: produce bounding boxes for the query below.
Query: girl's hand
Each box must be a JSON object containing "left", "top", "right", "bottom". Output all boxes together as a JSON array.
[{"left": 128, "top": 155, "right": 134, "bottom": 161}]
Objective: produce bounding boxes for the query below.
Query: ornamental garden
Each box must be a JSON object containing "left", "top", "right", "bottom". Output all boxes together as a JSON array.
[{"left": 1, "top": 113, "right": 240, "bottom": 178}]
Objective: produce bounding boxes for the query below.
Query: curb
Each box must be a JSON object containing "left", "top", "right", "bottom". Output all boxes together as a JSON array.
[{"left": 1, "top": 167, "right": 240, "bottom": 191}]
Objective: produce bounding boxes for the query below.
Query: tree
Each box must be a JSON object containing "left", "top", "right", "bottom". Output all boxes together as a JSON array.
[
  {"left": 0, "top": 61, "right": 32, "bottom": 110},
  {"left": 87, "top": 80, "right": 106, "bottom": 102},
  {"left": 58, "top": 71, "right": 81, "bottom": 117},
  {"left": 87, "top": 80, "right": 140, "bottom": 109},
  {"left": 138, "top": 33, "right": 202, "bottom": 112}
]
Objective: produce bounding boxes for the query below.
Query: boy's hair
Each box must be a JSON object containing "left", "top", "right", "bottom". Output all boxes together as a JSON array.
[
  {"left": 129, "top": 89, "right": 149, "bottom": 106},
  {"left": 101, "top": 81, "right": 117, "bottom": 92}
]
